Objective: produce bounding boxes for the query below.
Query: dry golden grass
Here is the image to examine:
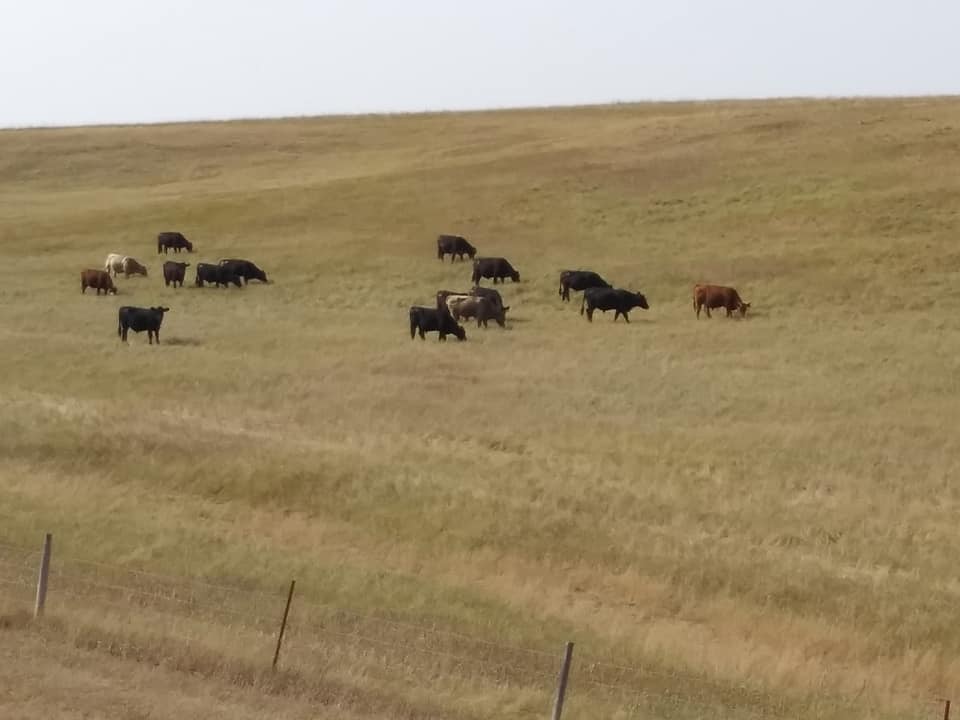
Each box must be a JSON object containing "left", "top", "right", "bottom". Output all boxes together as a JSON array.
[{"left": 2, "top": 97, "right": 960, "bottom": 719}]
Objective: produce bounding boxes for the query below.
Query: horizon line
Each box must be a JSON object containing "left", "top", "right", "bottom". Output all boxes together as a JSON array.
[{"left": 3, "top": 92, "right": 958, "bottom": 132}]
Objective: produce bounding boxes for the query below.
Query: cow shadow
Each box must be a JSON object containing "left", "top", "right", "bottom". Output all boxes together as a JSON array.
[{"left": 162, "top": 337, "right": 202, "bottom": 347}]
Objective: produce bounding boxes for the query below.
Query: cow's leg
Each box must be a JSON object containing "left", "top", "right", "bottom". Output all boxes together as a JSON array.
[
  {"left": 121, "top": 327, "right": 128, "bottom": 342},
  {"left": 623, "top": 311, "right": 630, "bottom": 323},
  {"left": 705, "top": 306, "right": 712, "bottom": 319},
  {"left": 155, "top": 330, "right": 160, "bottom": 344},
  {"left": 586, "top": 306, "right": 594, "bottom": 322}
]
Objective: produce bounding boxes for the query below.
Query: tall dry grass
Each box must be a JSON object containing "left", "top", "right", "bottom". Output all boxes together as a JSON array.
[{"left": 2, "top": 97, "right": 959, "bottom": 718}]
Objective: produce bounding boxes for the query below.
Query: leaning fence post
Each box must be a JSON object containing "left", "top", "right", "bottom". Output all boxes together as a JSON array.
[
  {"left": 272, "top": 579, "right": 296, "bottom": 670},
  {"left": 34, "top": 533, "right": 52, "bottom": 618},
  {"left": 940, "top": 698, "right": 951, "bottom": 720},
  {"left": 551, "top": 641, "right": 574, "bottom": 720}
]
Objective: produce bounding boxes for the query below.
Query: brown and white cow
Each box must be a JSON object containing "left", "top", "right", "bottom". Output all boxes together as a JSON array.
[
  {"left": 693, "top": 284, "right": 750, "bottom": 318},
  {"left": 81, "top": 269, "right": 117, "bottom": 295},
  {"left": 448, "top": 295, "right": 505, "bottom": 328},
  {"left": 105, "top": 254, "right": 148, "bottom": 278}
]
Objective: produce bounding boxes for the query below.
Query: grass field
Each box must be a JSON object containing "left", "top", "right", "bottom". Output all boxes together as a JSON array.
[{"left": 2, "top": 97, "right": 960, "bottom": 719}]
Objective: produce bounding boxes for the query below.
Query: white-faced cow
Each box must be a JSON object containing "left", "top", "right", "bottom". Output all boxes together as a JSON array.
[
  {"left": 118, "top": 306, "right": 169, "bottom": 344},
  {"left": 559, "top": 270, "right": 611, "bottom": 302},
  {"left": 437, "top": 235, "right": 477, "bottom": 262},
  {"left": 472, "top": 257, "right": 520, "bottom": 284},
  {"left": 409, "top": 306, "right": 467, "bottom": 341},
  {"left": 157, "top": 232, "right": 193, "bottom": 254},
  {"left": 81, "top": 269, "right": 117, "bottom": 295},
  {"left": 581, "top": 287, "right": 649, "bottom": 323},
  {"left": 693, "top": 284, "right": 750, "bottom": 318}
]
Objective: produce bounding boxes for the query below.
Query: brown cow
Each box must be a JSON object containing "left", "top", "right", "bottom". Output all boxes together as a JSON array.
[
  {"left": 693, "top": 284, "right": 750, "bottom": 318},
  {"left": 81, "top": 269, "right": 117, "bottom": 295}
]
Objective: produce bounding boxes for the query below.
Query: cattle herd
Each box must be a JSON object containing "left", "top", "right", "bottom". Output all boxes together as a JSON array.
[
  {"left": 80, "top": 231, "right": 751, "bottom": 345},
  {"left": 79, "top": 231, "right": 269, "bottom": 344},
  {"left": 408, "top": 234, "right": 751, "bottom": 341}
]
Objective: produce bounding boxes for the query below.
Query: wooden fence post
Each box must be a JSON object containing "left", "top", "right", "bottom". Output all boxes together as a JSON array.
[
  {"left": 551, "top": 641, "right": 574, "bottom": 720},
  {"left": 941, "top": 698, "right": 951, "bottom": 720},
  {"left": 34, "top": 533, "right": 52, "bottom": 618},
  {"left": 272, "top": 579, "right": 296, "bottom": 670}
]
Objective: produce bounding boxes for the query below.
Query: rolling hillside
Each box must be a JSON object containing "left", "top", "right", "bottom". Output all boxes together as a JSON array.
[{"left": 1, "top": 97, "right": 959, "bottom": 719}]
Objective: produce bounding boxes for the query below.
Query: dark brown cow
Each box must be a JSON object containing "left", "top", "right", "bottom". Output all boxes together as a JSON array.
[
  {"left": 472, "top": 257, "right": 520, "bottom": 284},
  {"left": 437, "top": 235, "right": 476, "bottom": 262},
  {"left": 81, "top": 269, "right": 117, "bottom": 295},
  {"left": 158, "top": 232, "right": 193, "bottom": 254},
  {"left": 163, "top": 261, "right": 190, "bottom": 288},
  {"left": 693, "top": 284, "right": 750, "bottom": 318}
]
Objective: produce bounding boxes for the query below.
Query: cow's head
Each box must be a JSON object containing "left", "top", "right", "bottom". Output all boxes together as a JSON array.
[
  {"left": 108, "top": 286, "right": 118, "bottom": 295},
  {"left": 632, "top": 292, "right": 649, "bottom": 310},
  {"left": 739, "top": 302, "right": 751, "bottom": 317},
  {"left": 510, "top": 270, "right": 520, "bottom": 282},
  {"left": 452, "top": 325, "right": 467, "bottom": 341},
  {"left": 254, "top": 269, "right": 268, "bottom": 283},
  {"left": 466, "top": 244, "right": 477, "bottom": 259},
  {"left": 152, "top": 306, "right": 170, "bottom": 315},
  {"left": 185, "top": 241, "right": 194, "bottom": 252},
  {"left": 182, "top": 262, "right": 191, "bottom": 269}
]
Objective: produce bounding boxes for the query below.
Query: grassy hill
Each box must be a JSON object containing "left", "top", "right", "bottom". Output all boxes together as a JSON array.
[{"left": 1, "top": 97, "right": 959, "bottom": 719}]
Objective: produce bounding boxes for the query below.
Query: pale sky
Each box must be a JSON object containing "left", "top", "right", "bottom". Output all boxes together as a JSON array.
[{"left": 1, "top": 0, "right": 956, "bottom": 128}]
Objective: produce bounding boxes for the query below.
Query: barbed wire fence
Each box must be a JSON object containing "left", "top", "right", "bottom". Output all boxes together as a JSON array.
[{"left": 0, "top": 536, "right": 944, "bottom": 720}]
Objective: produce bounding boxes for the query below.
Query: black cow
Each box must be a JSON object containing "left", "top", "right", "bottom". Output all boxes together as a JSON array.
[
  {"left": 118, "top": 306, "right": 169, "bottom": 344},
  {"left": 196, "top": 263, "right": 241, "bottom": 288},
  {"left": 163, "top": 261, "right": 190, "bottom": 288},
  {"left": 437, "top": 234, "right": 477, "bottom": 262},
  {"left": 218, "top": 258, "right": 268, "bottom": 284},
  {"left": 471, "top": 257, "right": 520, "bottom": 284},
  {"left": 409, "top": 306, "right": 467, "bottom": 341},
  {"left": 157, "top": 232, "right": 193, "bottom": 254},
  {"left": 580, "top": 287, "right": 649, "bottom": 322},
  {"left": 559, "top": 270, "right": 611, "bottom": 302}
]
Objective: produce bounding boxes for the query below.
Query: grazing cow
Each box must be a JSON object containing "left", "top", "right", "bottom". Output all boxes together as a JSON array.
[
  {"left": 470, "top": 286, "right": 509, "bottom": 314},
  {"left": 437, "top": 288, "right": 510, "bottom": 322},
  {"left": 448, "top": 295, "right": 506, "bottom": 328},
  {"left": 580, "top": 287, "right": 649, "bottom": 322},
  {"left": 693, "top": 284, "right": 750, "bottom": 318},
  {"left": 105, "top": 254, "right": 148, "bottom": 278},
  {"left": 196, "top": 263, "right": 242, "bottom": 288},
  {"left": 559, "top": 270, "right": 611, "bottom": 302},
  {"left": 471, "top": 257, "right": 520, "bottom": 284},
  {"left": 163, "top": 261, "right": 190, "bottom": 288},
  {"left": 80, "top": 269, "right": 117, "bottom": 295},
  {"left": 218, "top": 258, "right": 268, "bottom": 284},
  {"left": 118, "top": 306, "right": 169, "bottom": 344},
  {"left": 409, "top": 306, "right": 467, "bottom": 341},
  {"left": 157, "top": 231, "right": 193, "bottom": 254},
  {"left": 437, "top": 234, "right": 477, "bottom": 262}
]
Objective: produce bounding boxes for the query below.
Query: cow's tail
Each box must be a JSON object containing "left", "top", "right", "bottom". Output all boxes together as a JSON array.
[
  {"left": 409, "top": 309, "right": 417, "bottom": 339},
  {"left": 157, "top": 239, "right": 162, "bottom": 254},
  {"left": 579, "top": 294, "right": 586, "bottom": 315},
  {"left": 117, "top": 315, "right": 122, "bottom": 337}
]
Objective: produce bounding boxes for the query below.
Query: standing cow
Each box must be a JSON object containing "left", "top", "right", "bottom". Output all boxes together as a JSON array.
[
  {"left": 81, "top": 269, "right": 117, "bottom": 295},
  {"left": 471, "top": 257, "right": 520, "bottom": 284},
  {"left": 437, "top": 234, "right": 477, "bottom": 262},
  {"left": 693, "top": 284, "right": 750, "bottom": 318},
  {"left": 157, "top": 232, "right": 193, "bottom": 254},
  {"left": 448, "top": 295, "right": 506, "bottom": 328},
  {"left": 581, "top": 287, "right": 649, "bottom": 322},
  {"left": 163, "top": 261, "right": 190, "bottom": 288},
  {"left": 118, "top": 306, "right": 169, "bottom": 344},
  {"left": 105, "top": 254, "right": 148, "bottom": 278},
  {"left": 559, "top": 270, "right": 611, "bottom": 302}
]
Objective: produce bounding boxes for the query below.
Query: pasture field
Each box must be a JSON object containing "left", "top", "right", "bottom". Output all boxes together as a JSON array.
[{"left": 1, "top": 97, "right": 960, "bottom": 719}]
